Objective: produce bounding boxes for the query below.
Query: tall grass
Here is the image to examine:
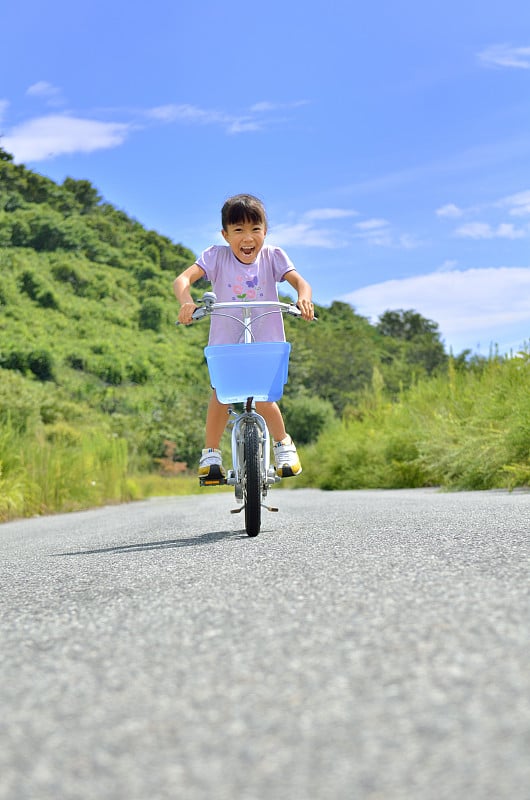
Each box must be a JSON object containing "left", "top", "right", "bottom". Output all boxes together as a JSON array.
[
  {"left": 0, "top": 419, "right": 217, "bottom": 522},
  {"left": 298, "top": 354, "right": 530, "bottom": 491},
  {"left": 0, "top": 422, "right": 136, "bottom": 521}
]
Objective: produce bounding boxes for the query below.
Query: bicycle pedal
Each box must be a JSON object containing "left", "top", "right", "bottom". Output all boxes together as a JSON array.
[{"left": 199, "top": 476, "right": 227, "bottom": 487}]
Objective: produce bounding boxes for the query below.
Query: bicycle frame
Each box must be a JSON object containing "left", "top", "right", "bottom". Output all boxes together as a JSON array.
[{"left": 227, "top": 404, "right": 276, "bottom": 496}]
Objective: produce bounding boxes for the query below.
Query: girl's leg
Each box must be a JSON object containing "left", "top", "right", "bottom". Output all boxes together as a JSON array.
[
  {"left": 255, "top": 401, "right": 287, "bottom": 443},
  {"left": 205, "top": 390, "right": 229, "bottom": 448},
  {"left": 256, "top": 401, "right": 301, "bottom": 476}
]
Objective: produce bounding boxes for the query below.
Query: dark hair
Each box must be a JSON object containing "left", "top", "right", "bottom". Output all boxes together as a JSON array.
[{"left": 221, "top": 194, "right": 267, "bottom": 231}]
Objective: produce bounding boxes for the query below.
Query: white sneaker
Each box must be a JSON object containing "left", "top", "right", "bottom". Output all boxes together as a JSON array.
[
  {"left": 198, "top": 448, "right": 226, "bottom": 485},
  {"left": 273, "top": 437, "right": 302, "bottom": 478}
]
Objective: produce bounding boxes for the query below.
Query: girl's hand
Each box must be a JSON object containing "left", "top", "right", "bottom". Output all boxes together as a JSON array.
[
  {"left": 178, "top": 302, "right": 198, "bottom": 325},
  {"left": 297, "top": 297, "right": 315, "bottom": 321}
]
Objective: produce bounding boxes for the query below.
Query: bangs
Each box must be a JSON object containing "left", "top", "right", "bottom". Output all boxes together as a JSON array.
[{"left": 222, "top": 195, "right": 267, "bottom": 229}]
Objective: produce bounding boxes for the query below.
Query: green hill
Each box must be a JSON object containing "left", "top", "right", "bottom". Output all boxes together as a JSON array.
[{"left": 2, "top": 145, "right": 482, "bottom": 519}]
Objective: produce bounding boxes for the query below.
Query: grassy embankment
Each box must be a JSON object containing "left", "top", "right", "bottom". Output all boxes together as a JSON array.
[{"left": 298, "top": 353, "right": 530, "bottom": 492}]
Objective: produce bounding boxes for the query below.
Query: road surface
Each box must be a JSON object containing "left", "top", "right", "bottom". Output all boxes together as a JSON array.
[{"left": 1, "top": 488, "right": 529, "bottom": 799}]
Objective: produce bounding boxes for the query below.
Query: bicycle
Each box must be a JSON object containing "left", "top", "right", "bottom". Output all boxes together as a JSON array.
[{"left": 180, "top": 292, "right": 304, "bottom": 537}]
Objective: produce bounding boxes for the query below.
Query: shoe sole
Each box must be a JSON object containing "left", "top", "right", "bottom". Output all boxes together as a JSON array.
[
  {"left": 198, "top": 464, "right": 226, "bottom": 486},
  {"left": 276, "top": 465, "right": 302, "bottom": 478}
]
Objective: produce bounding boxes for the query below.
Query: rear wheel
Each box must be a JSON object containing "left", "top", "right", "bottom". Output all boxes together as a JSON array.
[{"left": 244, "top": 422, "right": 261, "bottom": 537}]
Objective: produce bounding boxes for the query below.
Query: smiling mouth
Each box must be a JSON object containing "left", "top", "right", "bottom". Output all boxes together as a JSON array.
[{"left": 241, "top": 246, "right": 254, "bottom": 256}]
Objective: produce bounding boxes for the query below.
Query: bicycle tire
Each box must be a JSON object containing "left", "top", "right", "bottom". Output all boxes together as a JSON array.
[{"left": 244, "top": 421, "right": 262, "bottom": 537}]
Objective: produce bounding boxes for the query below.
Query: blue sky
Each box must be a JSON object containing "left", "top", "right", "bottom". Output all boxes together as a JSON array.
[{"left": 2, "top": 0, "right": 530, "bottom": 355}]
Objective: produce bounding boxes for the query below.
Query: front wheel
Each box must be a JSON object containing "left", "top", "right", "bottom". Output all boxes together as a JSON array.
[{"left": 244, "top": 422, "right": 262, "bottom": 537}]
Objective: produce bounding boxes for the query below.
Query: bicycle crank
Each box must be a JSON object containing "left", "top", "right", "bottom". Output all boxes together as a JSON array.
[{"left": 231, "top": 503, "right": 279, "bottom": 514}]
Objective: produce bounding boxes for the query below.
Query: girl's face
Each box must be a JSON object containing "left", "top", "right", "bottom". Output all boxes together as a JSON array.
[{"left": 222, "top": 219, "right": 266, "bottom": 264}]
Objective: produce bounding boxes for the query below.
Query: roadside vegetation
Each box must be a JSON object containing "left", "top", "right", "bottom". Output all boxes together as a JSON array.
[
  {"left": 298, "top": 353, "right": 530, "bottom": 492},
  {"left": 0, "top": 146, "right": 528, "bottom": 521}
]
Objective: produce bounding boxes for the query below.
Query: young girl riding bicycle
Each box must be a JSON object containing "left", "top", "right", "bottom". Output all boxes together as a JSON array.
[{"left": 174, "top": 194, "right": 314, "bottom": 483}]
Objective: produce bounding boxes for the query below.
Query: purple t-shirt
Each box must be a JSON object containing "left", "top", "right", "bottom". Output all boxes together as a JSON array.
[{"left": 197, "top": 245, "right": 295, "bottom": 344}]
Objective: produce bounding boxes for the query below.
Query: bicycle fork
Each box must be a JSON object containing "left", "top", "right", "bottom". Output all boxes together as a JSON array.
[{"left": 226, "top": 408, "right": 280, "bottom": 513}]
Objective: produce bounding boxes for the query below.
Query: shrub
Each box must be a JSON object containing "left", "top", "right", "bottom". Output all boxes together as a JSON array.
[
  {"left": 282, "top": 393, "right": 336, "bottom": 444},
  {"left": 19, "top": 269, "right": 40, "bottom": 299},
  {"left": 139, "top": 298, "right": 164, "bottom": 332},
  {"left": 10, "top": 216, "right": 31, "bottom": 246},
  {"left": 0, "top": 350, "right": 28, "bottom": 373},
  {"left": 44, "top": 421, "right": 82, "bottom": 446},
  {"left": 51, "top": 262, "right": 89, "bottom": 295},
  {"left": 91, "top": 355, "right": 124, "bottom": 385},
  {"left": 126, "top": 359, "right": 151, "bottom": 384},
  {"left": 18, "top": 269, "right": 59, "bottom": 309},
  {"left": 66, "top": 353, "right": 87, "bottom": 371},
  {"left": 36, "top": 288, "right": 59, "bottom": 309},
  {"left": 28, "top": 349, "right": 55, "bottom": 381}
]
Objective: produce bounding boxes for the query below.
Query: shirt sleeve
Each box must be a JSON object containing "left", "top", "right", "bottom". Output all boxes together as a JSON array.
[
  {"left": 196, "top": 245, "right": 220, "bottom": 283},
  {"left": 271, "top": 247, "right": 295, "bottom": 281}
]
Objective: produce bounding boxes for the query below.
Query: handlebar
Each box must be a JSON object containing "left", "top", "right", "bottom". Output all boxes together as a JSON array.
[
  {"left": 198, "top": 294, "right": 302, "bottom": 318},
  {"left": 177, "top": 293, "right": 308, "bottom": 325}
]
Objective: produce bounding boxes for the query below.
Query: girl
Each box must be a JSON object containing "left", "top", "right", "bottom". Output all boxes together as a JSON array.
[{"left": 174, "top": 194, "right": 314, "bottom": 483}]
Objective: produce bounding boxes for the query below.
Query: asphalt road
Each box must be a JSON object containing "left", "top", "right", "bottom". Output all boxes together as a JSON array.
[{"left": 1, "top": 488, "right": 529, "bottom": 800}]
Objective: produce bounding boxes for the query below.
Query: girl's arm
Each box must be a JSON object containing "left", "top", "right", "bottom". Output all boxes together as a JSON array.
[
  {"left": 284, "top": 270, "right": 314, "bottom": 320},
  {"left": 173, "top": 264, "right": 206, "bottom": 324}
]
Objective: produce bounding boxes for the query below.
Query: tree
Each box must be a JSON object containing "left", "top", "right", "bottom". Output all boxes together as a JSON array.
[
  {"left": 377, "top": 309, "right": 440, "bottom": 340},
  {"left": 376, "top": 309, "right": 447, "bottom": 378},
  {"left": 286, "top": 301, "right": 381, "bottom": 414},
  {"left": 62, "top": 177, "right": 102, "bottom": 213},
  {"left": 139, "top": 298, "right": 164, "bottom": 332},
  {"left": 0, "top": 146, "right": 14, "bottom": 162}
]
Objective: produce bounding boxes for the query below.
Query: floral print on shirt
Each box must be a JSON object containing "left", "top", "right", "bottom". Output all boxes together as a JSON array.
[{"left": 228, "top": 272, "right": 264, "bottom": 301}]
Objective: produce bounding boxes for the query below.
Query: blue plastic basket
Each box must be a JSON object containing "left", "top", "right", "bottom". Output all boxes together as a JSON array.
[{"left": 204, "top": 341, "right": 291, "bottom": 403}]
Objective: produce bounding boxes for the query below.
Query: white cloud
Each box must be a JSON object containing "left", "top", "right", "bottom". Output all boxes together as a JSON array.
[
  {"left": 351, "top": 218, "right": 423, "bottom": 249},
  {"left": 304, "top": 208, "right": 358, "bottom": 221},
  {"left": 455, "top": 222, "right": 527, "bottom": 240},
  {"left": 355, "top": 218, "right": 389, "bottom": 231},
  {"left": 353, "top": 226, "right": 392, "bottom": 247},
  {"left": 267, "top": 222, "right": 344, "bottom": 249},
  {"left": 341, "top": 267, "right": 530, "bottom": 352},
  {"left": 249, "top": 101, "right": 276, "bottom": 113},
  {"left": 436, "top": 203, "right": 464, "bottom": 218},
  {"left": 147, "top": 102, "right": 256, "bottom": 133},
  {"left": 146, "top": 100, "right": 306, "bottom": 135},
  {"left": 226, "top": 118, "right": 262, "bottom": 134},
  {"left": 3, "top": 114, "right": 131, "bottom": 161},
  {"left": 26, "top": 81, "right": 65, "bottom": 106},
  {"left": 147, "top": 104, "right": 232, "bottom": 127},
  {"left": 398, "top": 233, "right": 423, "bottom": 249},
  {"left": 478, "top": 44, "right": 530, "bottom": 69},
  {"left": 267, "top": 210, "right": 390, "bottom": 249},
  {"left": 496, "top": 223, "right": 528, "bottom": 239},
  {"left": 266, "top": 209, "right": 417, "bottom": 250},
  {"left": 499, "top": 190, "right": 530, "bottom": 217},
  {"left": 249, "top": 100, "right": 309, "bottom": 113},
  {"left": 438, "top": 259, "right": 458, "bottom": 272}
]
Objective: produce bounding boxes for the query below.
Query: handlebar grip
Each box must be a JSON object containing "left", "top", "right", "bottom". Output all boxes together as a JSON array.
[
  {"left": 175, "top": 305, "right": 207, "bottom": 326},
  {"left": 287, "top": 305, "right": 302, "bottom": 317}
]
